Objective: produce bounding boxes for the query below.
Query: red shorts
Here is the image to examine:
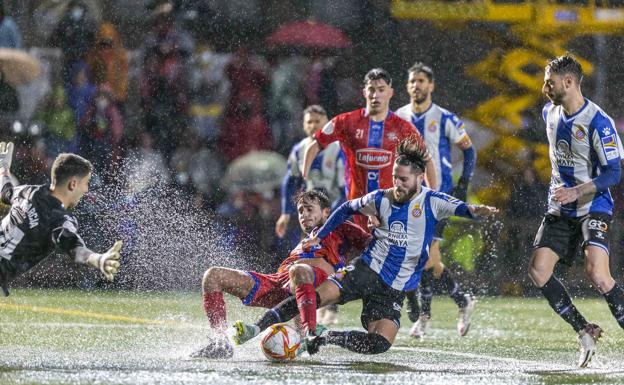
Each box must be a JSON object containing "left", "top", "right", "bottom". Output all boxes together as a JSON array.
[{"left": 242, "top": 266, "right": 329, "bottom": 308}]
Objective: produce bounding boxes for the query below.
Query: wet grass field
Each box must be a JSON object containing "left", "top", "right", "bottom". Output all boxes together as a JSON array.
[{"left": 0, "top": 289, "right": 622, "bottom": 385}]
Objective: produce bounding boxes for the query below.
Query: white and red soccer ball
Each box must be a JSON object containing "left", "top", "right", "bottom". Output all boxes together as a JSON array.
[{"left": 260, "top": 323, "right": 300, "bottom": 362}]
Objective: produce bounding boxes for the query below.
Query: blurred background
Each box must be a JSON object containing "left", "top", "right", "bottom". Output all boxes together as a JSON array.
[{"left": 2, "top": 0, "right": 624, "bottom": 296}]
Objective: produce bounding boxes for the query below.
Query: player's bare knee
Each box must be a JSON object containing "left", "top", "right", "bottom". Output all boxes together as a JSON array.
[
  {"left": 586, "top": 269, "right": 615, "bottom": 294},
  {"left": 528, "top": 264, "right": 550, "bottom": 287},
  {"left": 288, "top": 264, "right": 313, "bottom": 284},
  {"left": 432, "top": 262, "right": 445, "bottom": 278},
  {"left": 202, "top": 267, "right": 222, "bottom": 291}
]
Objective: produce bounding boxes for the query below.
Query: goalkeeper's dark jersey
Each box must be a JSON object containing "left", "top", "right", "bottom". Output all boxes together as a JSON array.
[{"left": 0, "top": 183, "right": 86, "bottom": 295}]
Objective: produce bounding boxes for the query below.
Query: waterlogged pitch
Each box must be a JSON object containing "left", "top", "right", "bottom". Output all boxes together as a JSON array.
[{"left": 0, "top": 289, "right": 622, "bottom": 385}]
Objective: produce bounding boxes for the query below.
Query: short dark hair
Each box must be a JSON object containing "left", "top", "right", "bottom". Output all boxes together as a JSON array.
[
  {"left": 395, "top": 135, "right": 428, "bottom": 174},
  {"left": 303, "top": 105, "right": 327, "bottom": 117},
  {"left": 51, "top": 153, "right": 93, "bottom": 186},
  {"left": 363, "top": 68, "right": 392, "bottom": 86},
  {"left": 407, "top": 62, "right": 434, "bottom": 82},
  {"left": 546, "top": 53, "right": 583, "bottom": 84},
  {"left": 295, "top": 189, "right": 331, "bottom": 211}
]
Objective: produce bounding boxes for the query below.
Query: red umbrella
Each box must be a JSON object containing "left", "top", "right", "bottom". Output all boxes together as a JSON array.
[{"left": 266, "top": 20, "right": 351, "bottom": 50}]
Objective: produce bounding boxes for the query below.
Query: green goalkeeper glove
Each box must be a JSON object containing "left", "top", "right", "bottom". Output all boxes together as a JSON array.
[{"left": 87, "top": 241, "right": 123, "bottom": 281}]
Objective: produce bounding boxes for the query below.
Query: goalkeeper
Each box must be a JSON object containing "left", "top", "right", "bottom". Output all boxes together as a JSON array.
[{"left": 0, "top": 142, "right": 122, "bottom": 296}]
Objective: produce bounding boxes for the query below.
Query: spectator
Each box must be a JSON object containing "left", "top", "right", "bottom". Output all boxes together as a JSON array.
[
  {"left": 220, "top": 45, "right": 272, "bottom": 161},
  {"left": 33, "top": 85, "right": 77, "bottom": 159},
  {"left": 86, "top": 22, "right": 129, "bottom": 105},
  {"left": 139, "top": 1, "right": 194, "bottom": 159},
  {"left": 49, "top": 0, "right": 97, "bottom": 90},
  {"left": 0, "top": 1, "right": 22, "bottom": 49},
  {"left": 66, "top": 62, "right": 96, "bottom": 123},
  {"left": 188, "top": 42, "right": 230, "bottom": 144},
  {"left": 78, "top": 85, "right": 124, "bottom": 178}
]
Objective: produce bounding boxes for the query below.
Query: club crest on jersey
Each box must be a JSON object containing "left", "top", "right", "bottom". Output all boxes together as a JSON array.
[
  {"left": 386, "top": 132, "right": 398, "bottom": 141},
  {"left": 428, "top": 121, "right": 438, "bottom": 132},
  {"left": 388, "top": 221, "right": 408, "bottom": 247},
  {"left": 322, "top": 122, "right": 334, "bottom": 135},
  {"left": 555, "top": 140, "right": 575, "bottom": 167},
  {"left": 574, "top": 126, "right": 586, "bottom": 140},
  {"left": 412, "top": 204, "right": 422, "bottom": 217},
  {"left": 355, "top": 148, "right": 393, "bottom": 170}
]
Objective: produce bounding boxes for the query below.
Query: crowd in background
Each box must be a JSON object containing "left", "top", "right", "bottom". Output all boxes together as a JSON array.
[{"left": 1, "top": 0, "right": 623, "bottom": 292}]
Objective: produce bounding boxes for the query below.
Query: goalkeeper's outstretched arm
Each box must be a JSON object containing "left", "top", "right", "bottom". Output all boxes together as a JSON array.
[{"left": 72, "top": 241, "right": 123, "bottom": 282}]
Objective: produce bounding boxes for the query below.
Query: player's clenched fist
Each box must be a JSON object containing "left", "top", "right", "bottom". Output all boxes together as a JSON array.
[
  {"left": 87, "top": 240, "right": 123, "bottom": 281},
  {"left": 0, "top": 141, "right": 14, "bottom": 171}
]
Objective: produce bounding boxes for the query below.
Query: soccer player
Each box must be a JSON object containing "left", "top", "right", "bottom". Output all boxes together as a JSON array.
[
  {"left": 275, "top": 105, "right": 345, "bottom": 326},
  {"left": 395, "top": 62, "right": 477, "bottom": 338},
  {"left": 0, "top": 142, "right": 122, "bottom": 296},
  {"left": 301, "top": 68, "right": 437, "bottom": 230},
  {"left": 275, "top": 105, "right": 345, "bottom": 239},
  {"left": 529, "top": 53, "right": 624, "bottom": 367},
  {"left": 193, "top": 190, "right": 370, "bottom": 359},
  {"left": 233, "top": 136, "right": 497, "bottom": 355}
]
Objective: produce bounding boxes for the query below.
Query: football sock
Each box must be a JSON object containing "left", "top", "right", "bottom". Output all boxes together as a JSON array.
[
  {"left": 604, "top": 283, "right": 624, "bottom": 329},
  {"left": 420, "top": 269, "right": 434, "bottom": 317},
  {"left": 325, "top": 331, "right": 391, "bottom": 355},
  {"left": 203, "top": 291, "right": 226, "bottom": 330},
  {"left": 295, "top": 283, "right": 317, "bottom": 334},
  {"left": 405, "top": 290, "right": 420, "bottom": 322},
  {"left": 255, "top": 293, "right": 321, "bottom": 332},
  {"left": 440, "top": 267, "right": 468, "bottom": 308},
  {"left": 540, "top": 275, "right": 587, "bottom": 332}
]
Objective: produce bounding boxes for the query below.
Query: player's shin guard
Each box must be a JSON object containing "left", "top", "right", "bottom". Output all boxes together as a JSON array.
[
  {"left": 325, "top": 331, "right": 391, "bottom": 355},
  {"left": 604, "top": 283, "right": 624, "bottom": 329},
  {"left": 203, "top": 291, "right": 227, "bottom": 330},
  {"left": 541, "top": 275, "right": 588, "bottom": 332},
  {"left": 420, "top": 269, "right": 434, "bottom": 316},
  {"left": 440, "top": 267, "right": 468, "bottom": 308},
  {"left": 295, "top": 283, "right": 317, "bottom": 334}
]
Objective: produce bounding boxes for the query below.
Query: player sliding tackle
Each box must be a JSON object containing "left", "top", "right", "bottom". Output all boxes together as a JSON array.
[
  {"left": 0, "top": 142, "right": 122, "bottom": 296},
  {"left": 234, "top": 136, "right": 497, "bottom": 355},
  {"left": 193, "top": 190, "right": 370, "bottom": 359}
]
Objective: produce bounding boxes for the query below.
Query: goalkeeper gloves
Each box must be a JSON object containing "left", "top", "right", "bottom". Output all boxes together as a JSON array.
[{"left": 87, "top": 240, "right": 123, "bottom": 281}]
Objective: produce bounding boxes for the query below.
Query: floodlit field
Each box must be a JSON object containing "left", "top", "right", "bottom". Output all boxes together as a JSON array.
[{"left": 0, "top": 289, "right": 622, "bottom": 385}]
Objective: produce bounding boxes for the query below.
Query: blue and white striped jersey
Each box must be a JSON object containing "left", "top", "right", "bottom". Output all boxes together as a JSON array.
[
  {"left": 347, "top": 187, "right": 471, "bottom": 291},
  {"left": 396, "top": 103, "right": 468, "bottom": 193},
  {"left": 281, "top": 137, "right": 345, "bottom": 214},
  {"left": 543, "top": 99, "right": 624, "bottom": 217}
]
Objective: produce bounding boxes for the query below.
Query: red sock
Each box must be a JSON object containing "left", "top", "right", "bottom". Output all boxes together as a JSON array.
[
  {"left": 203, "top": 291, "right": 226, "bottom": 330},
  {"left": 295, "top": 283, "right": 317, "bottom": 334}
]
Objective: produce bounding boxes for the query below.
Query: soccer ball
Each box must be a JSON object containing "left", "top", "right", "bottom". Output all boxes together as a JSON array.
[{"left": 260, "top": 323, "right": 301, "bottom": 362}]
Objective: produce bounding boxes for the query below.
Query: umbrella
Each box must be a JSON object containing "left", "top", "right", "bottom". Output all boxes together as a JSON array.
[
  {"left": 266, "top": 20, "right": 352, "bottom": 50},
  {"left": 223, "top": 151, "right": 287, "bottom": 194},
  {"left": 0, "top": 49, "right": 41, "bottom": 87}
]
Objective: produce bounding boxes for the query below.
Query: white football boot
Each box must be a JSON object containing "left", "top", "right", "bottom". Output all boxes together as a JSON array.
[
  {"left": 577, "top": 323, "right": 602, "bottom": 368},
  {"left": 457, "top": 294, "right": 476, "bottom": 337},
  {"left": 409, "top": 314, "right": 431, "bottom": 338}
]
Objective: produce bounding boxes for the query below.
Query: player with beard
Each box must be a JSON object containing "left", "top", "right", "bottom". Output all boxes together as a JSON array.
[
  {"left": 395, "top": 63, "right": 477, "bottom": 338},
  {"left": 232, "top": 136, "right": 497, "bottom": 355},
  {"left": 192, "top": 190, "right": 370, "bottom": 359},
  {"left": 301, "top": 68, "right": 437, "bottom": 231},
  {"left": 0, "top": 143, "right": 122, "bottom": 296},
  {"left": 529, "top": 53, "right": 624, "bottom": 367}
]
